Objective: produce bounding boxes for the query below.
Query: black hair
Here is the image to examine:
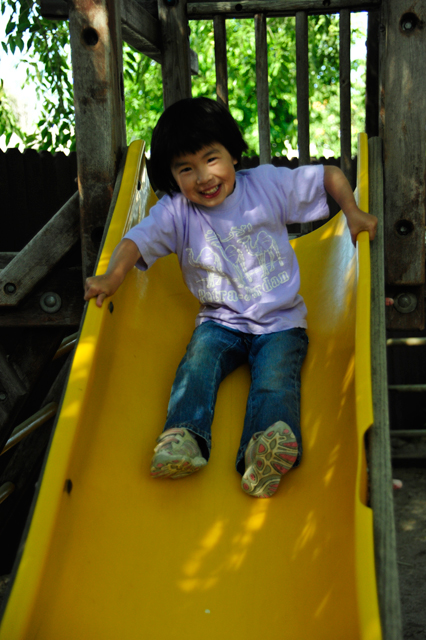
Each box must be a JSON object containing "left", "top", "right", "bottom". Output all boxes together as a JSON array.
[{"left": 149, "top": 97, "right": 248, "bottom": 196}]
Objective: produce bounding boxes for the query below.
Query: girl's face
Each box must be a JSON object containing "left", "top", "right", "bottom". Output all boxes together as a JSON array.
[{"left": 171, "top": 143, "right": 238, "bottom": 208}]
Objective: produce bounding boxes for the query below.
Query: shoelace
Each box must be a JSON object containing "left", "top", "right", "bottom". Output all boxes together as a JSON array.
[{"left": 157, "top": 430, "right": 184, "bottom": 449}]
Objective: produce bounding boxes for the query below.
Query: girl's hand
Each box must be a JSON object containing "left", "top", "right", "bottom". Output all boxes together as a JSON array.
[
  {"left": 345, "top": 206, "right": 378, "bottom": 245},
  {"left": 83, "top": 239, "right": 142, "bottom": 308},
  {"left": 84, "top": 273, "right": 121, "bottom": 308}
]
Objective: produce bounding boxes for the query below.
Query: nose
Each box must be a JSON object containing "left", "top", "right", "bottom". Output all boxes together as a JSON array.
[{"left": 196, "top": 165, "right": 211, "bottom": 185}]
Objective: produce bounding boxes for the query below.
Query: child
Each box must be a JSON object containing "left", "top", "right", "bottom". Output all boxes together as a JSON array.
[{"left": 84, "top": 97, "right": 377, "bottom": 498}]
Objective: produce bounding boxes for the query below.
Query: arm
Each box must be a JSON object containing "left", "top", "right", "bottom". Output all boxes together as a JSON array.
[
  {"left": 84, "top": 238, "right": 142, "bottom": 308},
  {"left": 323, "top": 165, "right": 377, "bottom": 244}
]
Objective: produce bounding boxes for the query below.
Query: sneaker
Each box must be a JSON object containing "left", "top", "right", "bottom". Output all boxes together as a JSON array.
[
  {"left": 150, "top": 428, "right": 208, "bottom": 479},
  {"left": 241, "top": 421, "right": 299, "bottom": 498}
]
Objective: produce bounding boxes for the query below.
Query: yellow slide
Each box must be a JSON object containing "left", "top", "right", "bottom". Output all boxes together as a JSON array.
[{"left": 0, "top": 134, "right": 381, "bottom": 639}]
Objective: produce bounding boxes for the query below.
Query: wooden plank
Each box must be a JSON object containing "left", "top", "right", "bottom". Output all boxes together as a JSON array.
[
  {"left": 187, "top": 0, "right": 380, "bottom": 19},
  {"left": 120, "top": 0, "right": 162, "bottom": 60},
  {"left": 0, "top": 346, "right": 27, "bottom": 436},
  {"left": 0, "top": 267, "right": 84, "bottom": 327},
  {"left": 296, "top": 11, "right": 309, "bottom": 167},
  {"left": 296, "top": 11, "right": 312, "bottom": 235},
  {"left": 22, "top": 150, "right": 48, "bottom": 241},
  {"left": 255, "top": 13, "right": 271, "bottom": 164},
  {"left": 366, "top": 8, "right": 380, "bottom": 138},
  {"left": 3, "top": 149, "right": 29, "bottom": 250},
  {"left": 339, "top": 9, "right": 352, "bottom": 182},
  {"left": 0, "top": 152, "right": 11, "bottom": 252},
  {"left": 214, "top": 15, "right": 229, "bottom": 108},
  {"left": 69, "top": 0, "right": 127, "bottom": 281},
  {"left": 379, "top": 0, "right": 426, "bottom": 329},
  {"left": 158, "top": 0, "right": 192, "bottom": 107},
  {"left": 0, "top": 356, "right": 72, "bottom": 542},
  {"left": 0, "top": 328, "right": 65, "bottom": 452},
  {"left": 368, "top": 136, "right": 403, "bottom": 640},
  {"left": 0, "top": 254, "right": 17, "bottom": 269},
  {"left": 0, "top": 192, "right": 80, "bottom": 307}
]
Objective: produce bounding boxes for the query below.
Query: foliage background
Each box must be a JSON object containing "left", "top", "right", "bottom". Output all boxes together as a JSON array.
[{"left": 0, "top": 0, "right": 366, "bottom": 157}]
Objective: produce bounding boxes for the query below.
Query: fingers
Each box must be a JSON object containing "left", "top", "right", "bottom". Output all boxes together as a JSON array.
[
  {"left": 84, "top": 276, "right": 111, "bottom": 306},
  {"left": 96, "top": 292, "right": 108, "bottom": 308}
]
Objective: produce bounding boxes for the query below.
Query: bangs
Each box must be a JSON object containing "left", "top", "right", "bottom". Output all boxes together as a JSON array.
[{"left": 149, "top": 97, "right": 248, "bottom": 196}]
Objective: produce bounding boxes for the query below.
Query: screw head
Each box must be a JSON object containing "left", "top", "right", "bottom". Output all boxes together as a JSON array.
[
  {"left": 400, "top": 12, "right": 418, "bottom": 33},
  {"left": 4, "top": 283, "right": 16, "bottom": 295},
  {"left": 394, "top": 292, "right": 417, "bottom": 314},
  {"left": 40, "top": 292, "right": 62, "bottom": 313}
]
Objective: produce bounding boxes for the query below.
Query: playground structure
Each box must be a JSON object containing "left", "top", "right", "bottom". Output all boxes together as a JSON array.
[{"left": 0, "top": 0, "right": 425, "bottom": 638}]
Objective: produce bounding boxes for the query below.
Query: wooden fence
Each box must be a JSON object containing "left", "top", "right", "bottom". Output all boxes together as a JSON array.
[{"left": 0, "top": 149, "right": 77, "bottom": 252}]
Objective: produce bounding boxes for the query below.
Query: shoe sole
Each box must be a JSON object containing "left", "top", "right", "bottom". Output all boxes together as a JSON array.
[{"left": 241, "top": 423, "right": 298, "bottom": 498}]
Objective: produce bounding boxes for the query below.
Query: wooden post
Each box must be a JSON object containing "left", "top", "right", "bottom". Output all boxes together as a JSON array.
[
  {"left": 68, "top": 0, "right": 127, "bottom": 281},
  {"left": 214, "top": 15, "right": 228, "bottom": 108},
  {"left": 295, "top": 11, "right": 309, "bottom": 167},
  {"left": 255, "top": 13, "right": 271, "bottom": 165},
  {"left": 158, "top": 0, "right": 192, "bottom": 108},
  {"left": 296, "top": 11, "right": 312, "bottom": 234},
  {"left": 369, "top": 136, "right": 403, "bottom": 640},
  {"left": 366, "top": 9, "right": 380, "bottom": 138},
  {"left": 379, "top": 0, "right": 426, "bottom": 330},
  {"left": 339, "top": 9, "right": 352, "bottom": 183}
]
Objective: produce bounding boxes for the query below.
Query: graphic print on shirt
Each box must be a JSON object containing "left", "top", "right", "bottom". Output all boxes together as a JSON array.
[{"left": 186, "top": 224, "right": 289, "bottom": 305}]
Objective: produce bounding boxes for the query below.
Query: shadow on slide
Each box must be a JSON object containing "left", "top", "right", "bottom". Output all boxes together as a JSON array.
[{"left": 0, "top": 134, "right": 381, "bottom": 639}]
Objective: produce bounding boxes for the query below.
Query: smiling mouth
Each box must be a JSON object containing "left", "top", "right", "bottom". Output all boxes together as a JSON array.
[{"left": 200, "top": 185, "right": 221, "bottom": 198}]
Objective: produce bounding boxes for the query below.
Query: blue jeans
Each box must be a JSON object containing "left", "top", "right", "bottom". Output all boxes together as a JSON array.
[{"left": 163, "top": 321, "right": 308, "bottom": 474}]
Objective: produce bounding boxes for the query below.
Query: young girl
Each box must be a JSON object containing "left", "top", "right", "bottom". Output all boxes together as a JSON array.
[{"left": 84, "top": 97, "right": 377, "bottom": 498}]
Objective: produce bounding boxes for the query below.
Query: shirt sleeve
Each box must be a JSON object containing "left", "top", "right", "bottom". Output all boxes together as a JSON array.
[
  {"left": 265, "top": 164, "right": 329, "bottom": 225},
  {"left": 123, "top": 199, "right": 178, "bottom": 271}
]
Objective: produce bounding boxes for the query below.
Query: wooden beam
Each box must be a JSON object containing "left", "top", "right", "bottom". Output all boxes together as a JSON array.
[
  {"left": 0, "top": 329, "right": 65, "bottom": 452},
  {"left": 296, "top": 11, "right": 312, "bottom": 235},
  {"left": 0, "top": 267, "right": 84, "bottom": 327},
  {"left": 214, "top": 15, "right": 229, "bottom": 108},
  {"left": 366, "top": 8, "right": 380, "bottom": 138},
  {"left": 296, "top": 11, "right": 309, "bottom": 167},
  {"left": 0, "top": 254, "right": 17, "bottom": 269},
  {"left": 339, "top": 9, "right": 352, "bottom": 182},
  {"left": 255, "top": 13, "right": 271, "bottom": 165},
  {"left": 158, "top": 0, "right": 192, "bottom": 108},
  {"left": 187, "top": 0, "right": 380, "bottom": 20},
  {"left": 40, "top": 0, "right": 199, "bottom": 71},
  {"left": 379, "top": 0, "right": 426, "bottom": 330},
  {"left": 0, "top": 346, "right": 27, "bottom": 440},
  {"left": 0, "top": 192, "right": 79, "bottom": 307},
  {"left": 0, "top": 356, "right": 72, "bottom": 541},
  {"left": 69, "top": 0, "right": 127, "bottom": 281},
  {"left": 120, "top": 0, "right": 162, "bottom": 60},
  {"left": 368, "top": 136, "right": 403, "bottom": 640}
]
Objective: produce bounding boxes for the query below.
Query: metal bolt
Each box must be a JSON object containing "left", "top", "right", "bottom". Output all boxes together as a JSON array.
[
  {"left": 400, "top": 13, "right": 418, "bottom": 33},
  {"left": 394, "top": 292, "right": 417, "bottom": 314},
  {"left": 398, "top": 295, "right": 411, "bottom": 309},
  {"left": 4, "top": 283, "right": 16, "bottom": 295},
  {"left": 45, "top": 295, "right": 57, "bottom": 308},
  {"left": 40, "top": 292, "right": 62, "bottom": 313},
  {"left": 395, "top": 219, "right": 414, "bottom": 236}
]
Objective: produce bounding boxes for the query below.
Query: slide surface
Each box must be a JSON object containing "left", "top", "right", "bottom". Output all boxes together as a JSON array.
[{"left": 0, "top": 135, "right": 381, "bottom": 640}]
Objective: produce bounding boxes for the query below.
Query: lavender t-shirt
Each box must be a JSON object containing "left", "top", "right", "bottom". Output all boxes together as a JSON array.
[{"left": 124, "top": 163, "right": 329, "bottom": 334}]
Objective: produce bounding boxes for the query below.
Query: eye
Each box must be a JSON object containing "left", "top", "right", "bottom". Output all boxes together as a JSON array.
[{"left": 179, "top": 166, "right": 192, "bottom": 174}]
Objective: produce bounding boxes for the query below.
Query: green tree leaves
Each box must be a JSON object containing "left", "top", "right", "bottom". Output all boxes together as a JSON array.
[{"left": 0, "top": 1, "right": 366, "bottom": 158}]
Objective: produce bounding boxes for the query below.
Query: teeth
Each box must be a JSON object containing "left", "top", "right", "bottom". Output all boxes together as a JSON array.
[{"left": 202, "top": 185, "right": 219, "bottom": 195}]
